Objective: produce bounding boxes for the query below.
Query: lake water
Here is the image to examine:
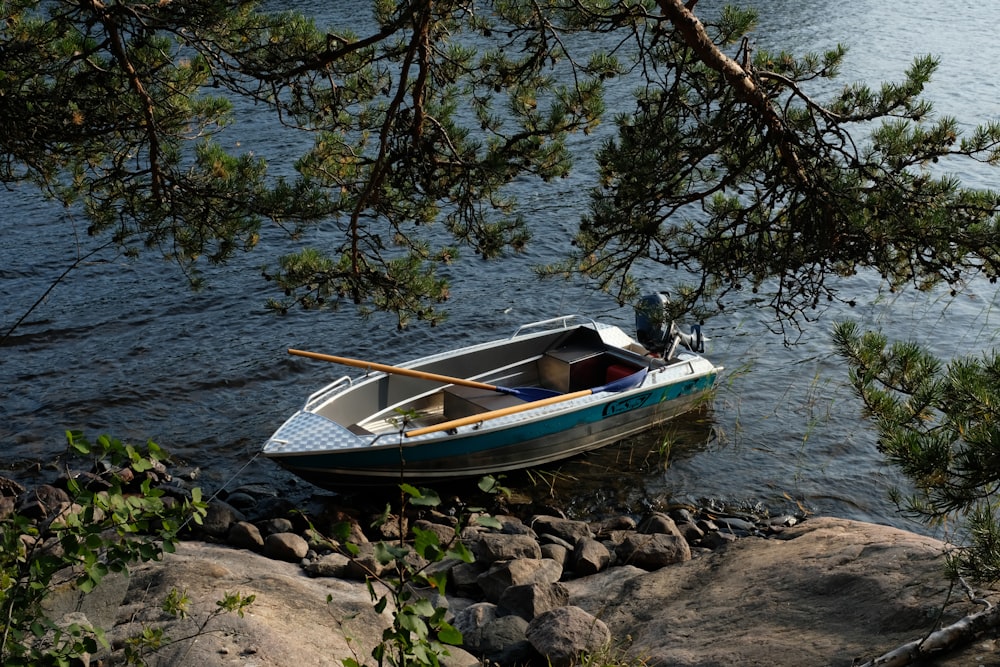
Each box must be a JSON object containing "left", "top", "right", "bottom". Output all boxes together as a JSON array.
[{"left": 3, "top": 1, "right": 999, "bottom": 535}]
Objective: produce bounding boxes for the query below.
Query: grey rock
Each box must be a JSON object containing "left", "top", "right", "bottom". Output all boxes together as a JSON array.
[
  {"left": 0, "top": 475, "right": 27, "bottom": 497},
  {"left": 477, "top": 558, "right": 563, "bottom": 603},
  {"left": 696, "top": 518, "right": 719, "bottom": 533},
  {"left": 715, "top": 516, "right": 756, "bottom": 535},
  {"left": 595, "top": 515, "right": 637, "bottom": 534},
  {"left": 477, "top": 532, "right": 541, "bottom": 563},
  {"left": 228, "top": 520, "right": 264, "bottom": 550},
  {"left": 530, "top": 516, "right": 592, "bottom": 544},
  {"left": 669, "top": 507, "right": 695, "bottom": 524},
  {"left": 413, "top": 518, "right": 458, "bottom": 545},
  {"left": 200, "top": 498, "right": 245, "bottom": 538},
  {"left": 768, "top": 514, "right": 799, "bottom": 528},
  {"left": 539, "top": 532, "right": 575, "bottom": 550},
  {"left": 257, "top": 517, "right": 295, "bottom": 537},
  {"left": 496, "top": 514, "right": 536, "bottom": 536},
  {"left": 526, "top": 605, "right": 610, "bottom": 667},
  {"left": 303, "top": 552, "right": 352, "bottom": 578},
  {"left": 440, "top": 646, "right": 481, "bottom": 667},
  {"left": 106, "top": 541, "right": 390, "bottom": 666},
  {"left": 498, "top": 582, "right": 569, "bottom": 621},
  {"left": 451, "top": 561, "right": 488, "bottom": 597},
  {"left": 43, "top": 569, "right": 131, "bottom": 633},
  {"left": 701, "top": 530, "right": 738, "bottom": 549},
  {"left": 222, "top": 491, "right": 257, "bottom": 512},
  {"left": 571, "top": 537, "right": 611, "bottom": 576},
  {"left": 615, "top": 533, "right": 691, "bottom": 570},
  {"left": 454, "top": 602, "right": 535, "bottom": 665},
  {"left": 540, "top": 542, "right": 570, "bottom": 567},
  {"left": 264, "top": 532, "right": 309, "bottom": 562},
  {"left": 89, "top": 517, "right": 998, "bottom": 667},
  {"left": 244, "top": 496, "right": 296, "bottom": 524},
  {"left": 638, "top": 512, "right": 684, "bottom": 538},
  {"left": 676, "top": 520, "right": 704, "bottom": 544},
  {"left": 17, "top": 484, "right": 71, "bottom": 521},
  {"left": 341, "top": 543, "right": 386, "bottom": 580},
  {"left": 0, "top": 495, "right": 14, "bottom": 521}
]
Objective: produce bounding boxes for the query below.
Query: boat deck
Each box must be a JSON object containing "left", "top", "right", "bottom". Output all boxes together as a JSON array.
[{"left": 354, "top": 344, "right": 651, "bottom": 436}]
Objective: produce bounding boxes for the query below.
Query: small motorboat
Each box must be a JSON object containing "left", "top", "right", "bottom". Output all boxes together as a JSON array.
[{"left": 263, "top": 296, "right": 722, "bottom": 488}]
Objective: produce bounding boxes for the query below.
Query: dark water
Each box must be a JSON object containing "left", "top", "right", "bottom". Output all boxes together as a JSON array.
[{"left": 3, "top": 1, "right": 1000, "bottom": 534}]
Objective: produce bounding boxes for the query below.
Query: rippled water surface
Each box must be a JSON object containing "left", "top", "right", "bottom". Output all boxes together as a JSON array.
[{"left": 3, "top": 1, "right": 1000, "bottom": 532}]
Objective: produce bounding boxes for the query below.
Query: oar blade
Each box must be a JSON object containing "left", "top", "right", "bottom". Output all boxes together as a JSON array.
[
  {"left": 496, "top": 386, "right": 563, "bottom": 401},
  {"left": 596, "top": 367, "right": 648, "bottom": 393}
]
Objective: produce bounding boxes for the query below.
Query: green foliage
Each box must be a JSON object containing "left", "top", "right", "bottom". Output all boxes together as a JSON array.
[
  {"left": 0, "top": 431, "right": 209, "bottom": 665},
  {"left": 8, "top": 1, "right": 1000, "bottom": 331},
  {"left": 2, "top": 0, "right": 614, "bottom": 329},
  {"left": 0, "top": 0, "right": 269, "bottom": 277},
  {"left": 550, "top": 6, "right": 1000, "bottom": 333},
  {"left": 335, "top": 482, "right": 511, "bottom": 667},
  {"left": 833, "top": 321, "right": 1000, "bottom": 582}
]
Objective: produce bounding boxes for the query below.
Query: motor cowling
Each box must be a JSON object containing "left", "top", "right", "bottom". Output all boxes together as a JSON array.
[
  {"left": 635, "top": 292, "right": 672, "bottom": 354},
  {"left": 634, "top": 292, "right": 704, "bottom": 357}
]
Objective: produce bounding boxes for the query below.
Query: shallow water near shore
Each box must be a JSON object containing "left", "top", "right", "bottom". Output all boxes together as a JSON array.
[{"left": 3, "top": 1, "right": 1000, "bottom": 536}]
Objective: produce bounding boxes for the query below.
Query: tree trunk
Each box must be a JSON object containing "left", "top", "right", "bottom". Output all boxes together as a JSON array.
[
  {"left": 859, "top": 604, "right": 1000, "bottom": 667},
  {"left": 655, "top": 0, "right": 808, "bottom": 184}
]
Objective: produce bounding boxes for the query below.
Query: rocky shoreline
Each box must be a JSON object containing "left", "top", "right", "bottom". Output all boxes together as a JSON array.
[
  {"left": 199, "top": 481, "right": 805, "bottom": 666},
  {"left": 5, "top": 468, "right": 1000, "bottom": 666}
]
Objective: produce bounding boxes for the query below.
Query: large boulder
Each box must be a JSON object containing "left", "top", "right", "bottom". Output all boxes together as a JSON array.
[
  {"left": 525, "top": 605, "right": 610, "bottom": 667},
  {"left": 614, "top": 532, "right": 691, "bottom": 569},
  {"left": 570, "top": 537, "right": 611, "bottom": 575},
  {"left": 477, "top": 557, "right": 563, "bottom": 603},
  {"left": 76, "top": 515, "right": 1000, "bottom": 667},
  {"left": 564, "top": 517, "right": 997, "bottom": 666},
  {"left": 453, "top": 602, "right": 536, "bottom": 665},
  {"left": 102, "top": 541, "right": 391, "bottom": 666},
  {"left": 498, "top": 582, "right": 570, "bottom": 621},
  {"left": 477, "top": 532, "right": 542, "bottom": 563},
  {"left": 529, "top": 516, "right": 593, "bottom": 544}
]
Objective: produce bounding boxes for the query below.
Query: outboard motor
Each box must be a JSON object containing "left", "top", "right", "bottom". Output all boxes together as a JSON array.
[
  {"left": 635, "top": 292, "right": 673, "bottom": 354},
  {"left": 635, "top": 292, "right": 705, "bottom": 357}
]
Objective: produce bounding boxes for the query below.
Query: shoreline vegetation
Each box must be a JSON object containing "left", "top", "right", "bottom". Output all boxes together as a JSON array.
[{"left": 3, "top": 442, "right": 998, "bottom": 666}]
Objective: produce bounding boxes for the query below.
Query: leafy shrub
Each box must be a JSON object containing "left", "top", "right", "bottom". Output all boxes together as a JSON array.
[{"left": 0, "top": 431, "right": 208, "bottom": 665}]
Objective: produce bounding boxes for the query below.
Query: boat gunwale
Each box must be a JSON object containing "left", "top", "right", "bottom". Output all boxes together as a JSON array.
[{"left": 264, "top": 355, "right": 721, "bottom": 457}]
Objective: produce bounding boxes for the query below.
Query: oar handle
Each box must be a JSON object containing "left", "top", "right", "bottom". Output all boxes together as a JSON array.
[
  {"left": 288, "top": 349, "right": 500, "bottom": 392},
  {"left": 405, "top": 389, "right": 593, "bottom": 438}
]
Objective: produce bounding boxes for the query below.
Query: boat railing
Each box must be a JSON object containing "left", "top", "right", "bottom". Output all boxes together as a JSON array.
[
  {"left": 304, "top": 375, "right": 354, "bottom": 411},
  {"left": 511, "top": 315, "right": 598, "bottom": 338}
]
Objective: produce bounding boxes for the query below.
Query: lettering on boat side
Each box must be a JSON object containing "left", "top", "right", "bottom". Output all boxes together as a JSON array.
[{"left": 602, "top": 391, "right": 653, "bottom": 417}]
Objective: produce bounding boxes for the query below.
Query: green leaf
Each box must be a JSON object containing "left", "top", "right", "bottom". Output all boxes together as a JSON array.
[
  {"left": 374, "top": 541, "right": 409, "bottom": 566},
  {"left": 445, "top": 540, "right": 475, "bottom": 563},
  {"left": 409, "top": 489, "right": 441, "bottom": 507},
  {"left": 410, "top": 598, "right": 436, "bottom": 617},
  {"left": 412, "top": 526, "right": 444, "bottom": 560},
  {"left": 437, "top": 622, "right": 463, "bottom": 646},
  {"left": 399, "top": 611, "right": 429, "bottom": 636},
  {"left": 400, "top": 483, "right": 421, "bottom": 498},
  {"left": 477, "top": 475, "right": 498, "bottom": 493},
  {"left": 473, "top": 515, "right": 502, "bottom": 530},
  {"left": 66, "top": 430, "right": 91, "bottom": 455}
]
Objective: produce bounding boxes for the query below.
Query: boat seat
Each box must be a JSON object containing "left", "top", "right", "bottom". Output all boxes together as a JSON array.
[
  {"left": 540, "top": 346, "right": 643, "bottom": 392},
  {"left": 442, "top": 384, "right": 524, "bottom": 420}
]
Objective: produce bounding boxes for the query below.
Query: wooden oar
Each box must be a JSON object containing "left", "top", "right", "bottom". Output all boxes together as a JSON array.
[
  {"left": 404, "top": 368, "right": 649, "bottom": 438},
  {"left": 287, "top": 349, "right": 562, "bottom": 402}
]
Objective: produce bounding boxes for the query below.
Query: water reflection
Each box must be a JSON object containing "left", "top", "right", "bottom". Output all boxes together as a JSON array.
[{"left": 499, "top": 407, "right": 721, "bottom": 520}]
